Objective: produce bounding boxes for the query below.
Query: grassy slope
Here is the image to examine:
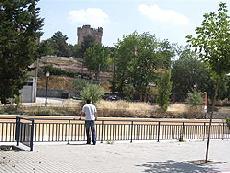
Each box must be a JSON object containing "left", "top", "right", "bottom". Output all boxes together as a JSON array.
[{"left": 37, "top": 56, "right": 112, "bottom": 91}]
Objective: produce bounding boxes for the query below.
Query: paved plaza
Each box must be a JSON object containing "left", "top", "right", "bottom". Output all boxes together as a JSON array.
[{"left": 0, "top": 140, "right": 230, "bottom": 173}]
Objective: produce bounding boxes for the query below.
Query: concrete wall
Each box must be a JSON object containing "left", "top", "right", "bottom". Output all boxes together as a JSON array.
[
  {"left": 20, "top": 77, "right": 36, "bottom": 103},
  {"left": 18, "top": 60, "right": 38, "bottom": 103},
  {"left": 36, "top": 88, "right": 79, "bottom": 99}
]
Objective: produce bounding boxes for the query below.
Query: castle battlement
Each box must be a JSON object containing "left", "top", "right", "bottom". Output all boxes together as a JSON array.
[{"left": 77, "top": 25, "right": 103, "bottom": 45}]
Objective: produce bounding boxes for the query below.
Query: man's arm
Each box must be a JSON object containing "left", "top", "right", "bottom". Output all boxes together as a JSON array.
[
  {"left": 94, "top": 112, "right": 97, "bottom": 121},
  {"left": 79, "top": 111, "right": 84, "bottom": 120},
  {"left": 94, "top": 106, "right": 97, "bottom": 121}
]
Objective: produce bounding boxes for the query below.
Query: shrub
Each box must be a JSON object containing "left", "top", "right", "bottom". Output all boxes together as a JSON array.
[
  {"left": 14, "top": 95, "right": 21, "bottom": 109},
  {"left": 0, "top": 105, "right": 22, "bottom": 115},
  {"left": 73, "top": 79, "right": 90, "bottom": 93},
  {"left": 43, "top": 65, "right": 80, "bottom": 78},
  {"left": 80, "top": 84, "right": 104, "bottom": 103},
  {"left": 157, "top": 70, "right": 172, "bottom": 112},
  {"left": 186, "top": 90, "right": 203, "bottom": 114},
  {"left": 186, "top": 90, "right": 203, "bottom": 106}
]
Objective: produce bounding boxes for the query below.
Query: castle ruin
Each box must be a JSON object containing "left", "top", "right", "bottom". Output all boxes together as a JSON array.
[{"left": 77, "top": 25, "right": 103, "bottom": 45}]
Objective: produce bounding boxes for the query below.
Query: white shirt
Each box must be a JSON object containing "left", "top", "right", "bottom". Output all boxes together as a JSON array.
[{"left": 82, "top": 104, "right": 97, "bottom": 120}]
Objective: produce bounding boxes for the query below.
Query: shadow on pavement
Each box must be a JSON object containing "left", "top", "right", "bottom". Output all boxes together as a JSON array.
[
  {"left": 136, "top": 160, "right": 221, "bottom": 173},
  {"left": 67, "top": 143, "right": 87, "bottom": 146}
]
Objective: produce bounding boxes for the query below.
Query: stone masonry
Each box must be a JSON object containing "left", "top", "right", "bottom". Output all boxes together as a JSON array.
[{"left": 77, "top": 25, "right": 103, "bottom": 45}]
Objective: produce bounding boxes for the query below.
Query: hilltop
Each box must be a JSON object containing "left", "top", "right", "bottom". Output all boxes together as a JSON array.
[{"left": 37, "top": 56, "right": 112, "bottom": 91}]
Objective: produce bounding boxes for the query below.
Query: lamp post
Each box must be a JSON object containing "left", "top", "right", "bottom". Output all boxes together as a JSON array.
[
  {"left": 204, "top": 92, "right": 208, "bottom": 114},
  {"left": 45, "top": 71, "right": 49, "bottom": 107},
  {"left": 193, "top": 84, "right": 197, "bottom": 90}
]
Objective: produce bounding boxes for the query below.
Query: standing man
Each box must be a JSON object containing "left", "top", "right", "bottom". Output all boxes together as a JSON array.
[{"left": 80, "top": 99, "right": 97, "bottom": 145}]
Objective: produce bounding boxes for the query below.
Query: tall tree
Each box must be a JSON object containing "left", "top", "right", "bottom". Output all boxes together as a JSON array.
[
  {"left": 70, "top": 44, "right": 81, "bottom": 58},
  {"left": 50, "top": 31, "right": 70, "bottom": 57},
  {"left": 113, "top": 32, "right": 174, "bottom": 101},
  {"left": 84, "top": 44, "right": 109, "bottom": 80},
  {"left": 186, "top": 2, "right": 230, "bottom": 162},
  {"left": 38, "top": 39, "right": 55, "bottom": 56},
  {"left": 157, "top": 70, "right": 173, "bottom": 112},
  {"left": 172, "top": 48, "right": 214, "bottom": 102},
  {"left": 0, "top": 0, "right": 43, "bottom": 104}
]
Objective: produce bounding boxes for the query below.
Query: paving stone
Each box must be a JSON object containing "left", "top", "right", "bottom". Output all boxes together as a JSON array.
[{"left": 0, "top": 140, "right": 229, "bottom": 172}]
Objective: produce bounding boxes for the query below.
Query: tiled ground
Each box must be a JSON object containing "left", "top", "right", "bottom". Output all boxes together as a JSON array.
[{"left": 0, "top": 140, "right": 229, "bottom": 173}]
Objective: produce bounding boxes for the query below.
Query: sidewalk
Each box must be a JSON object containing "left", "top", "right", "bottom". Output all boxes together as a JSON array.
[{"left": 0, "top": 140, "right": 230, "bottom": 173}]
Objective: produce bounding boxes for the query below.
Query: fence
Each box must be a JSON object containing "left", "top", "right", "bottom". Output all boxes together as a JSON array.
[
  {"left": 31, "top": 119, "right": 230, "bottom": 142},
  {"left": 15, "top": 117, "right": 35, "bottom": 151},
  {"left": 0, "top": 116, "right": 35, "bottom": 151},
  {"left": 0, "top": 116, "right": 229, "bottom": 149}
]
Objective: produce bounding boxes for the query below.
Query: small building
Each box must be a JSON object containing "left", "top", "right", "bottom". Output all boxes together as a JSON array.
[{"left": 20, "top": 61, "right": 38, "bottom": 103}]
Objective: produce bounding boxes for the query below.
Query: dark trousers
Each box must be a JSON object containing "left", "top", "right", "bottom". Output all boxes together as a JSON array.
[{"left": 85, "top": 120, "right": 96, "bottom": 144}]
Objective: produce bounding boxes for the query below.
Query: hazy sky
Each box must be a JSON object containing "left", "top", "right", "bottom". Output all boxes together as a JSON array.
[{"left": 38, "top": 0, "right": 229, "bottom": 47}]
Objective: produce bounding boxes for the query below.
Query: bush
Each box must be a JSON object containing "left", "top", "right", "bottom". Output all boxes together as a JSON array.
[
  {"left": 186, "top": 90, "right": 203, "bottom": 106},
  {"left": 80, "top": 84, "right": 104, "bottom": 103},
  {"left": 73, "top": 79, "right": 90, "bottom": 93},
  {"left": 43, "top": 65, "right": 81, "bottom": 78},
  {"left": 186, "top": 90, "right": 203, "bottom": 114},
  {"left": 0, "top": 105, "right": 22, "bottom": 115},
  {"left": 157, "top": 70, "right": 172, "bottom": 112}
]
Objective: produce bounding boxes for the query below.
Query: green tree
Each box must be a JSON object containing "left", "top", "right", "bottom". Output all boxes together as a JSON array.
[
  {"left": 84, "top": 44, "right": 110, "bottom": 80},
  {"left": 80, "top": 84, "right": 104, "bottom": 103},
  {"left": 113, "top": 32, "right": 173, "bottom": 101},
  {"left": 186, "top": 2, "right": 230, "bottom": 162},
  {"left": 79, "top": 35, "right": 96, "bottom": 59},
  {"left": 50, "top": 31, "right": 70, "bottom": 57},
  {"left": 38, "top": 39, "right": 55, "bottom": 56},
  {"left": 157, "top": 70, "right": 172, "bottom": 112},
  {"left": 217, "top": 75, "right": 230, "bottom": 100},
  {"left": 172, "top": 48, "right": 214, "bottom": 102},
  {"left": 73, "top": 78, "right": 90, "bottom": 93},
  {"left": 70, "top": 44, "right": 81, "bottom": 58},
  {"left": 0, "top": 0, "right": 43, "bottom": 104},
  {"left": 186, "top": 89, "right": 203, "bottom": 107}
]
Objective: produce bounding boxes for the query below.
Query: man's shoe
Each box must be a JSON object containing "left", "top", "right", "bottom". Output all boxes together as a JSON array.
[
  {"left": 86, "top": 142, "right": 91, "bottom": 145},
  {"left": 93, "top": 142, "right": 96, "bottom": 145}
]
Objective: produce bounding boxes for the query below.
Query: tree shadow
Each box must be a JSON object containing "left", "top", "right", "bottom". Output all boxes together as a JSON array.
[
  {"left": 136, "top": 160, "right": 221, "bottom": 173},
  {"left": 67, "top": 143, "right": 87, "bottom": 146}
]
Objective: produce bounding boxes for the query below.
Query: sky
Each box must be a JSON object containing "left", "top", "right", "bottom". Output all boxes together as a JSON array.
[{"left": 38, "top": 0, "right": 229, "bottom": 47}]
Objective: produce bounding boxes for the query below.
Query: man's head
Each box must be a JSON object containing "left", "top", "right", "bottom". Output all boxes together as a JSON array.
[{"left": 86, "top": 99, "right": 91, "bottom": 104}]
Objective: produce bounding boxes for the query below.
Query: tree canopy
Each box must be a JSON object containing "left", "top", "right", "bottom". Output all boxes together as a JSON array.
[
  {"left": 157, "top": 70, "right": 172, "bottom": 112},
  {"left": 40, "top": 31, "right": 71, "bottom": 57},
  {"left": 187, "top": 2, "right": 230, "bottom": 79},
  {"left": 84, "top": 44, "right": 110, "bottom": 80},
  {"left": 186, "top": 2, "right": 230, "bottom": 103},
  {"left": 171, "top": 48, "right": 214, "bottom": 102},
  {"left": 113, "top": 32, "right": 174, "bottom": 101},
  {"left": 0, "top": 0, "right": 43, "bottom": 104},
  {"left": 186, "top": 2, "right": 230, "bottom": 163}
]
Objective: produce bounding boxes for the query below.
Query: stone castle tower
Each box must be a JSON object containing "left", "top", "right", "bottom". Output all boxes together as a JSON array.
[{"left": 77, "top": 25, "right": 103, "bottom": 45}]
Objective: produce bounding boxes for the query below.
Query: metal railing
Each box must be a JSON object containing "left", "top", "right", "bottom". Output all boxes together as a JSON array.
[
  {"left": 15, "top": 116, "right": 35, "bottom": 151},
  {"left": 0, "top": 116, "right": 16, "bottom": 142},
  {"left": 0, "top": 116, "right": 229, "bottom": 146}
]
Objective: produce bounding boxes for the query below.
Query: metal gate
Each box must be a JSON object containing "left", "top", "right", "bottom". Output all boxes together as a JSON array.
[{"left": 15, "top": 116, "right": 35, "bottom": 151}]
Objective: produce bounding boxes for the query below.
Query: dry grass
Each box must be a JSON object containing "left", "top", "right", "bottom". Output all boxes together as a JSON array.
[
  {"left": 37, "top": 76, "right": 75, "bottom": 91},
  {"left": 96, "top": 101, "right": 205, "bottom": 118},
  {"left": 23, "top": 106, "right": 79, "bottom": 116},
  {"left": 18, "top": 99, "right": 205, "bottom": 118},
  {"left": 97, "top": 100, "right": 157, "bottom": 111},
  {"left": 96, "top": 100, "right": 159, "bottom": 117},
  {"left": 41, "top": 56, "right": 79, "bottom": 66}
]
